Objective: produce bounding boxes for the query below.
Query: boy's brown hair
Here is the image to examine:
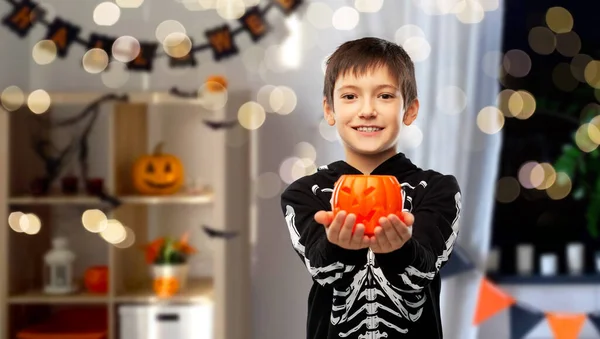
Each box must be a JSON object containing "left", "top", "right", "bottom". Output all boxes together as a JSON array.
[{"left": 323, "top": 37, "right": 418, "bottom": 111}]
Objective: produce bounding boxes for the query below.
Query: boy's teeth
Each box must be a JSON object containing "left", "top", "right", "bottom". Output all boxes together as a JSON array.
[{"left": 357, "top": 127, "right": 381, "bottom": 132}]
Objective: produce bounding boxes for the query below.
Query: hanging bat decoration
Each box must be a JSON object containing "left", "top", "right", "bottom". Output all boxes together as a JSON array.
[
  {"left": 202, "top": 119, "right": 238, "bottom": 130},
  {"left": 169, "top": 87, "right": 199, "bottom": 98},
  {"left": 201, "top": 224, "right": 238, "bottom": 239}
]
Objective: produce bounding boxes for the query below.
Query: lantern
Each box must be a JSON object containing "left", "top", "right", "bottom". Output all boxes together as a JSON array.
[
  {"left": 43, "top": 237, "right": 76, "bottom": 294},
  {"left": 332, "top": 175, "right": 404, "bottom": 236}
]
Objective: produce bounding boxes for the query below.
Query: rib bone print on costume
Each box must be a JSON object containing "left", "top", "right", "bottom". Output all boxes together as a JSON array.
[{"left": 284, "top": 180, "right": 462, "bottom": 338}]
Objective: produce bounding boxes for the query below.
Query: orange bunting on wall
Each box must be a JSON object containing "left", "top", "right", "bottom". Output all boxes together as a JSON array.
[
  {"left": 473, "top": 277, "right": 516, "bottom": 325},
  {"left": 546, "top": 312, "right": 586, "bottom": 339}
]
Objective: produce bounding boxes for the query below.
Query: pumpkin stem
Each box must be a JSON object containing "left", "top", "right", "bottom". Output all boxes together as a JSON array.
[{"left": 153, "top": 142, "right": 165, "bottom": 155}]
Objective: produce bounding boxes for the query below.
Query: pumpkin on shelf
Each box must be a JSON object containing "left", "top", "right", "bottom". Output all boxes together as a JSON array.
[
  {"left": 132, "top": 142, "right": 184, "bottom": 195},
  {"left": 331, "top": 175, "right": 404, "bottom": 236}
]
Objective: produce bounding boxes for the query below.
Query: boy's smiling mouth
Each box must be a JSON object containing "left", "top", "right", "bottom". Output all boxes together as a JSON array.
[{"left": 353, "top": 125, "right": 384, "bottom": 133}]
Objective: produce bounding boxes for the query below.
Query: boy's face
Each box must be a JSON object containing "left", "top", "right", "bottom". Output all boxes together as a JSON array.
[{"left": 323, "top": 65, "right": 419, "bottom": 156}]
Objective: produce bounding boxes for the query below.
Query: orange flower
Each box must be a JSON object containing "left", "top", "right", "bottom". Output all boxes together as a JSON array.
[
  {"left": 175, "top": 231, "right": 197, "bottom": 255},
  {"left": 144, "top": 237, "right": 165, "bottom": 264}
]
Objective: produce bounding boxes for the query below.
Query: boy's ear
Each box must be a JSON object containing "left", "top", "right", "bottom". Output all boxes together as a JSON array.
[
  {"left": 403, "top": 99, "right": 420, "bottom": 126},
  {"left": 323, "top": 97, "right": 335, "bottom": 126}
]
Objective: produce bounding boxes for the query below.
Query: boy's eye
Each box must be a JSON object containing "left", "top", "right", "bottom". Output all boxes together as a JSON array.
[
  {"left": 380, "top": 94, "right": 395, "bottom": 99},
  {"left": 342, "top": 94, "right": 357, "bottom": 100}
]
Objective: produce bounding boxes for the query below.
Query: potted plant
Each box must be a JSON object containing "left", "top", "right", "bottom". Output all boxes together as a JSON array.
[{"left": 142, "top": 232, "right": 197, "bottom": 297}]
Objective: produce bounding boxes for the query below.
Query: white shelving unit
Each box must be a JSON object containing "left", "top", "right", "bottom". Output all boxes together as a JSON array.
[{"left": 0, "top": 91, "right": 251, "bottom": 339}]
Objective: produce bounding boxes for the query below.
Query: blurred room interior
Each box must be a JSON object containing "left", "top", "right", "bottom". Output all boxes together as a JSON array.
[{"left": 0, "top": 0, "right": 600, "bottom": 338}]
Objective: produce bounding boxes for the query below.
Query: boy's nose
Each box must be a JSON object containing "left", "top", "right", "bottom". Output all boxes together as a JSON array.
[{"left": 358, "top": 104, "right": 377, "bottom": 118}]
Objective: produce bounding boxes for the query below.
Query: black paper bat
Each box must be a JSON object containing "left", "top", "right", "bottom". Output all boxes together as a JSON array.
[
  {"left": 202, "top": 119, "right": 238, "bottom": 130},
  {"left": 169, "top": 87, "right": 199, "bottom": 98},
  {"left": 201, "top": 225, "right": 238, "bottom": 239}
]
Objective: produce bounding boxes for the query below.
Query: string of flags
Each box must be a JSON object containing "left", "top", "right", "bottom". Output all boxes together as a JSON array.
[
  {"left": 440, "top": 245, "right": 600, "bottom": 338},
  {"left": 1, "top": 0, "right": 303, "bottom": 72}
]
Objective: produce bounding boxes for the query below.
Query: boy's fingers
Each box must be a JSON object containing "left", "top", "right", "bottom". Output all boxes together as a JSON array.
[
  {"left": 326, "top": 211, "right": 346, "bottom": 242},
  {"left": 337, "top": 213, "right": 356, "bottom": 244},
  {"left": 350, "top": 223, "right": 365, "bottom": 248},
  {"left": 314, "top": 211, "right": 334, "bottom": 226},
  {"left": 401, "top": 212, "right": 415, "bottom": 226},
  {"left": 379, "top": 217, "right": 402, "bottom": 247},
  {"left": 374, "top": 226, "right": 391, "bottom": 249}
]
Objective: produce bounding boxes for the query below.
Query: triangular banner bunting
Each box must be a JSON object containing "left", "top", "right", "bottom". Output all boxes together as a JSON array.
[
  {"left": 509, "top": 303, "right": 545, "bottom": 339},
  {"left": 473, "top": 277, "right": 516, "bottom": 325},
  {"left": 440, "top": 245, "right": 475, "bottom": 279},
  {"left": 589, "top": 312, "right": 600, "bottom": 336},
  {"left": 546, "top": 312, "right": 586, "bottom": 339}
]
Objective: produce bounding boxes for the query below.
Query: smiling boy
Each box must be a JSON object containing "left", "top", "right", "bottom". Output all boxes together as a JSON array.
[{"left": 280, "top": 37, "right": 462, "bottom": 339}]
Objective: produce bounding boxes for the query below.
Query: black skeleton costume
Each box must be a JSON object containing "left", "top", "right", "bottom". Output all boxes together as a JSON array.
[{"left": 280, "top": 152, "right": 461, "bottom": 339}]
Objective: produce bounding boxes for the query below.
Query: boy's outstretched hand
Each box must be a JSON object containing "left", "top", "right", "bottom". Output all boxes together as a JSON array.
[
  {"left": 314, "top": 210, "right": 370, "bottom": 250},
  {"left": 370, "top": 212, "right": 415, "bottom": 254}
]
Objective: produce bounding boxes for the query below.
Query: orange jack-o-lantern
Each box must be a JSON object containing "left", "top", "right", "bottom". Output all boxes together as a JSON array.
[
  {"left": 153, "top": 277, "right": 180, "bottom": 298},
  {"left": 132, "top": 142, "right": 184, "bottom": 195},
  {"left": 205, "top": 75, "right": 227, "bottom": 92},
  {"left": 332, "top": 175, "right": 403, "bottom": 236},
  {"left": 84, "top": 266, "right": 108, "bottom": 294}
]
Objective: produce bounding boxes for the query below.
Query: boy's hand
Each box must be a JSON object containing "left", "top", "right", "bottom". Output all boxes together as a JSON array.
[
  {"left": 370, "top": 212, "right": 415, "bottom": 254},
  {"left": 314, "top": 210, "right": 370, "bottom": 250}
]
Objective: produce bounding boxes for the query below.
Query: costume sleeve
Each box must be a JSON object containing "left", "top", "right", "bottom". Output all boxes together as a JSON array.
[
  {"left": 374, "top": 175, "right": 462, "bottom": 291},
  {"left": 281, "top": 182, "right": 368, "bottom": 287}
]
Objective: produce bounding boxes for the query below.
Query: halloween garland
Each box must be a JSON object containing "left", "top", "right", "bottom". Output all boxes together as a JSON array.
[{"left": 1, "top": 0, "right": 303, "bottom": 72}]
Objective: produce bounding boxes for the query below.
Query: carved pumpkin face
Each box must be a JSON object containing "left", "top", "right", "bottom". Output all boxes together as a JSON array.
[
  {"left": 332, "top": 175, "right": 403, "bottom": 236},
  {"left": 153, "top": 277, "right": 180, "bottom": 298},
  {"left": 133, "top": 142, "right": 184, "bottom": 195}
]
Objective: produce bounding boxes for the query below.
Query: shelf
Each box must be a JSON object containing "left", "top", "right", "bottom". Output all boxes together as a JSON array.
[
  {"left": 8, "top": 289, "right": 108, "bottom": 304},
  {"left": 1, "top": 91, "right": 215, "bottom": 106},
  {"left": 8, "top": 192, "right": 214, "bottom": 205},
  {"left": 488, "top": 273, "right": 600, "bottom": 285},
  {"left": 115, "top": 278, "right": 213, "bottom": 304}
]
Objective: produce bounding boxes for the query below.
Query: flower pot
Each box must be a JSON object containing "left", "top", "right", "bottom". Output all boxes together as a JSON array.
[{"left": 151, "top": 263, "right": 189, "bottom": 297}]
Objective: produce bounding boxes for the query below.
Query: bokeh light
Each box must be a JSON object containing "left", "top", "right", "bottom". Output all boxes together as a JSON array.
[
  {"left": 93, "top": 2, "right": 120, "bottom": 26},
  {"left": 503, "top": 49, "right": 531, "bottom": 78},
  {"left": 402, "top": 37, "right": 431, "bottom": 63},
  {"left": 575, "top": 123, "right": 599, "bottom": 152},
  {"left": 354, "top": 0, "right": 383, "bottom": 13},
  {"left": 481, "top": 51, "right": 503, "bottom": 78},
  {"left": 82, "top": 209, "right": 108, "bottom": 233},
  {"left": 113, "top": 226, "right": 136, "bottom": 249},
  {"left": 528, "top": 26, "right": 556, "bottom": 55},
  {"left": 116, "top": 0, "right": 144, "bottom": 8},
  {"left": 332, "top": 6, "right": 359, "bottom": 30},
  {"left": 496, "top": 176, "right": 520, "bottom": 203},
  {"left": 319, "top": 118, "right": 338, "bottom": 142},
  {"left": 552, "top": 62, "right": 579, "bottom": 92},
  {"left": 19, "top": 213, "right": 42, "bottom": 235},
  {"left": 518, "top": 161, "right": 538, "bottom": 189},
  {"left": 27, "top": 89, "right": 51, "bottom": 114},
  {"left": 216, "top": 0, "right": 246, "bottom": 20},
  {"left": 584, "top": 60, "right": 600, "bottom": 89},
  {"left": 545, "top": 6, "right": 574, "bottom": 34},
  {"left": 477, "top": 106, "right": 504, "bottom": 134},
  {"left": 305, "top": 2, "right": 333, "bottom": 29},
  {"left": 82, "top": 48, "right": 109, "bottom": 74},
  {"left": 100, "top": 219, "right": 126, "bottom": 244},
  {"left": 455, "top": 0, "right": 485, "bottom": 24},
  {"left": 398, "top": 124, "right": 423, "bottom": 149},
  {"left": 546, "top": 172, "right": 572, "bottom": 200},
  {"left": 294, "top": 141, "right": 317, "bottom": 162},
  {"left": 571, "top": 54, "right": 593, "bottom": 83},
  {"left": 394, "top": 24, "right": 426, "bottom": 46},
  {"left": 32, "top": 40, "right": 57, "bottom": 65},
  {"left": 269, "top": 86, "right": 297, "bottom": 115},
  {"left": 555, "top": 31, "right": 581, "bottom": 57},
  {"left": 437, "top": 86, "right": 467, "bottom": 115},
  {"left": 112, "top": 36, "right": 140, "bottom": 63},
  {"left": 238, "top": 101, "right": 266, "bottom": 130},
  {"left": 1, "top": 85, "right": 25, "bottom": 111},
  {"left": 8, "top": 211, "right": 24, "bottom": 233}
]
